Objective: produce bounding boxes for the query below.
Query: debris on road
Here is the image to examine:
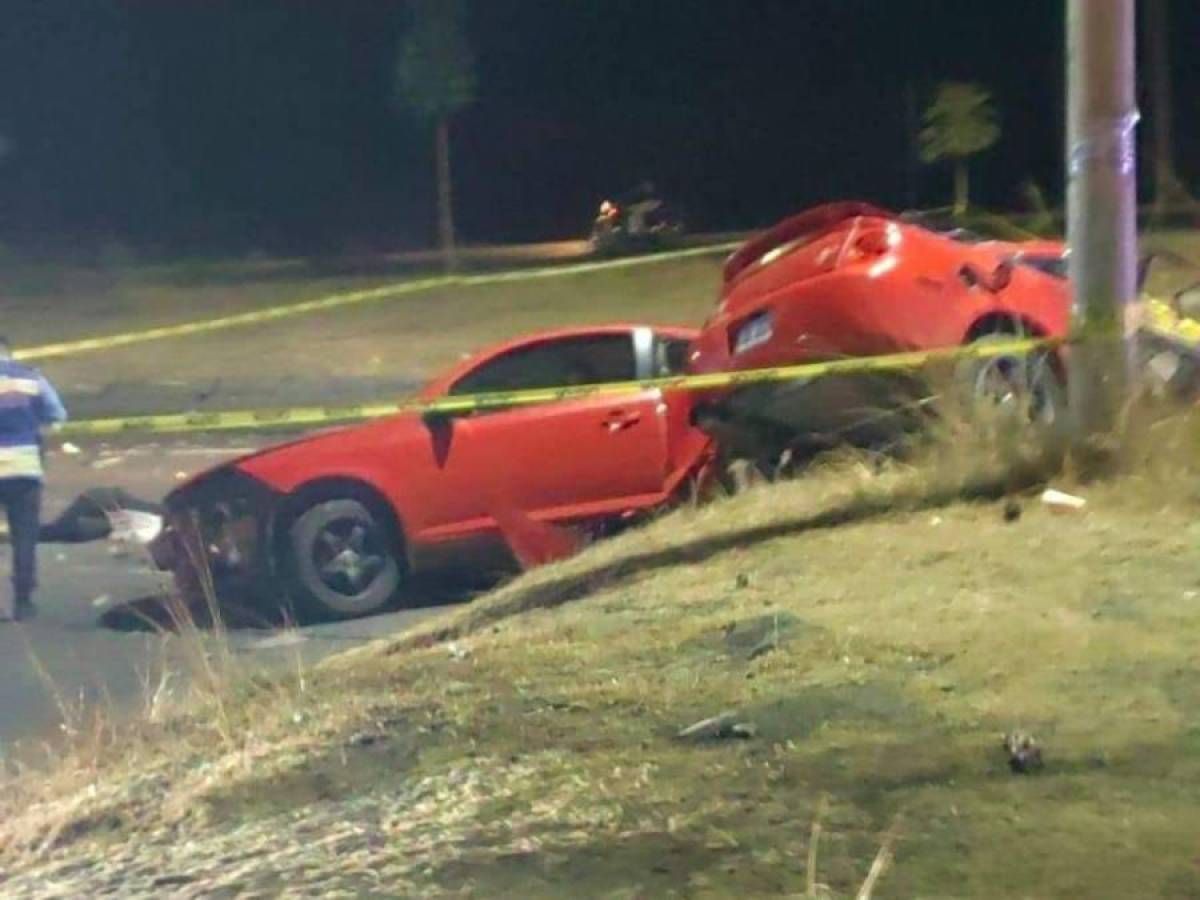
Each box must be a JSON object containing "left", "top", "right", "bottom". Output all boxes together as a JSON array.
[
  {"left": 1003, "top": 732, "right": 1044, "bottom": 774},
  {"left": 723, "top": 611, "right": 800, "bottom": 661},
  {"left": 677, "top": 711, "right": 757, "bottom": 742},
  {"left": 245, "top": 631, "right": 308, "bottom": 651},
  {"left": 1041, "top": 488, "right": 1087, "bottom": 513}
]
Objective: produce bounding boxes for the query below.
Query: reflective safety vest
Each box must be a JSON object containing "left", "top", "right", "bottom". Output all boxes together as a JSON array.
[{"left": 0, "top": 358, "right": 67, "bottom": 480}]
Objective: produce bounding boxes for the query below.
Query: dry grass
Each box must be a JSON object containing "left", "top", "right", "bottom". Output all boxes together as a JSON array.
[
  {"left": 6, "top": 230, "right": 1200, "bottom": 894},
  {"left": 3, "top": 399, "right": 1200, "bottom": 895}
]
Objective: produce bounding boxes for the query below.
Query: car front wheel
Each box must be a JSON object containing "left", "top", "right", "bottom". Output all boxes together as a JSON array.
[{"left": 285, "top": 497, "right": 403, "bottom": 620}]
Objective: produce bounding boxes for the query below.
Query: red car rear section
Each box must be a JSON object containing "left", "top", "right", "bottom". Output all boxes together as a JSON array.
[
  {"left": 697, "top": 203, "right": 1068, "bottom": 373},
  {"left": 689, "top": 202, "right": 1070, "bottom": 457}
]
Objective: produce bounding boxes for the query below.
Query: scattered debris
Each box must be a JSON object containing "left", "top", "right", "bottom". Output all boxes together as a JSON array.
[
  {"left": 1146, "top": 350, "right": 1181, "bottom": 391},
  {"left": 347, "top": 731, "right": 384, "bottom": 749},
  {"left": 91, "top": 594, "right": 112, "bottom": 609},
  {"left": 107, "top": 509, "right": 164, "bottom": 545},
  {"left": 60, "top": 441, "right": 82, "bottom": 455},
  {"left": 447, "top": 641, "right": 471, "bottom": 660},
  {"left": 1003, "top": 499, "right": 1022, "bottom": 522},
  {"left": 723, "top": 611, "right": 801, "bottom": 661},
  {"left": 929, "top": 515, "right": 944, "bottom": 527},
  {"left": 735, "top": 572, "right": 750, "bottom": 590},
  {"left": 677, "top": 711, "right": 756, "bottom": 742},
  {"left": 748, "top": 638, "right": 778, "bottom": 661},
  {"left": 246, "top": 631, "right": 308, "bottom": 651},
  {"left": 91, "top": 456, "right": 125, "bottom": 470},
  {"left": 1003, "top": 732, "right": 1043, "bottom": 774},
  {"left": 1041, "top": 488, "right": 1087, "bottom": 514}
]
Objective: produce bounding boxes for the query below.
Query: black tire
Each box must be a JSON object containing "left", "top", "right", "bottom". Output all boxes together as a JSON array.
[
  {"left": 284, "top": 497, "right": 403, "bottom": 620},
  {"left": 955, "top": 333, "right": 1068, "bottom": 445}
]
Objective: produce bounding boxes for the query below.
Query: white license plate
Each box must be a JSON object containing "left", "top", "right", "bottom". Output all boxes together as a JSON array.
[{"left": 734, "top": 312, "right": 774, "bottom": 354}]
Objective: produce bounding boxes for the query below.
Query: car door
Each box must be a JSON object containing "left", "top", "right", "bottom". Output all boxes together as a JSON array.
[{"left": 416, "top": 332, "right": 671, "bottom": 540}]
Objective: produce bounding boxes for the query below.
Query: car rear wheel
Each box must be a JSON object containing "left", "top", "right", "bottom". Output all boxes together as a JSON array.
[
  {"left": 956, "top": 334, "right": 1067, "bottom": 442},
  {"left": 285, "top": 498, "right": 403, "bottom": 620}
]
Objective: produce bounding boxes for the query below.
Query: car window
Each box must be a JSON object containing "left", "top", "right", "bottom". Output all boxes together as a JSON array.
[
  {"left": 654, "top": 337, "right": 692, "bottom": 376},
  {"left": 450, "top": 333, "right": 637, "bottom": 397},
  {"left": 1014, "top": 253, "right": 1068, "bottom": 280}
]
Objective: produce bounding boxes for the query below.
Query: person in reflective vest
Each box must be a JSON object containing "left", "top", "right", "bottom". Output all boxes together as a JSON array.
[{"left": 0, "top": 336, "right": 67, "bottom": 622}]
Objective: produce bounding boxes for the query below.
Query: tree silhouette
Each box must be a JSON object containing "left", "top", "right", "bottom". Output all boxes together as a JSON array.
[
  {"left": 1145, "top": 0, "right": 1199, "bottom": 224},
  {"left": 394, "top": 0, "right": 476, "bottom": 270},
  {"left": 919, "top": 83, "right": 1001, "bottom": 215}
]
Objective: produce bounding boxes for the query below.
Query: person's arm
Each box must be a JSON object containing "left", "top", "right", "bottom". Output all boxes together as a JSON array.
[{"left": 35, "top": 374, "right": 67, "bottom": 425}]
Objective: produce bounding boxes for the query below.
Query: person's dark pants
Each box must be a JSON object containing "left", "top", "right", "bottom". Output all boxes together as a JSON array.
[{"left": 0, "top": 478, "right": 42, "bottom": 608}]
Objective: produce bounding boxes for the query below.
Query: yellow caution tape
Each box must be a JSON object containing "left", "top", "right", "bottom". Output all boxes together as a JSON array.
[
  {"left": 58, "top": 335, "right": 1060, "bottom": 437},
  {"left": 54, "top": 299, "right": 1200, "bottom": 438},
  {"left": 1146, "top": 298, "right": 1200, "bottom": 345},
  {"left": 16, "top": 243, "right": 741, "bottom": 364}
]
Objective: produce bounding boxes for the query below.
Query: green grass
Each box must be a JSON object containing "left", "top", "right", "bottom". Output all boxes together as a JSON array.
[
  {"left": 4, "top": 411, "right": 1200, "bottom": 896},
  {"left": 32, "top": 254, "right": 723, "bottom": 404}
]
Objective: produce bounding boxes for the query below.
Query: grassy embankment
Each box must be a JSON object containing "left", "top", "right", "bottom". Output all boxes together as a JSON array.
[{"left": 2, "top": 404, "right": 1200, "bottom": 897}]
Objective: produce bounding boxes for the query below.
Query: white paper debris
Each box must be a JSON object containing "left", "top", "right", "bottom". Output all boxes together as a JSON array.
[
  {"left": 1041, "top": 488, "right": 1087, "bottom": 513},
  {"left": 106, "top": 510, "right": 163, "bottom": 545},
  {"left": 246, "top": 632, "right": 308, "bottom": 651}
]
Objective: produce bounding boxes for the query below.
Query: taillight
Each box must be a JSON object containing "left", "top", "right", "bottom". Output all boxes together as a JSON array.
[{"left": 855, "top": 229, "right": 890, "bottom": 256}]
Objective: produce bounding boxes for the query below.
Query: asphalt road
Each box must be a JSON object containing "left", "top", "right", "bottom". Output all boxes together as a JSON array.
[{"left": 0, "top": 439, "right": 455, "bottom": 751}]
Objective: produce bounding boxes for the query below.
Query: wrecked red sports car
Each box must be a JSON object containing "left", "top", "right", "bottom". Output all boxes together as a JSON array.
[
  {"left": 687, "top": 202, "right": 1070, "bottom": 458},
  {"left": 151, "top": 325, "right": 715, "bottom": 620}
]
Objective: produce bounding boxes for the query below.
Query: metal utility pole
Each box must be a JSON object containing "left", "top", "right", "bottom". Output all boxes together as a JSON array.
[{"left": 1066, "top": 0, "right": 1139, "bottom": 458}]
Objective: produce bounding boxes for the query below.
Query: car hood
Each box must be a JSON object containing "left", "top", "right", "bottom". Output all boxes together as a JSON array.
[{"left": 165, "top": 417, "right": 393, "bottom": 502}]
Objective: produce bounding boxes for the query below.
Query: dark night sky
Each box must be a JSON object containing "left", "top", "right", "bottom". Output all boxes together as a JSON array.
[{"left": 0, "top": 0, "right": 1196, "bottom": 256}]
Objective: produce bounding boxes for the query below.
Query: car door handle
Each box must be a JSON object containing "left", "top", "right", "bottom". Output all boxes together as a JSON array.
[{"left": 602, "top": 410, "right": 641, "bottom": 431}]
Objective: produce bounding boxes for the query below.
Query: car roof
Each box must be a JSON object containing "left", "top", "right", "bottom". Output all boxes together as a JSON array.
[{"left": 418, "top": 323, "right": 699, "bottom": 400}]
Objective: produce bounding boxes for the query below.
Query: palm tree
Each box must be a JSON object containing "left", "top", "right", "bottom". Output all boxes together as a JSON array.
[
  {"left": 394, "top": 0, "right": 476, "bottom": 271},
  {"left": 919, "top": 83, "right": 1001, "bottom": 215}
]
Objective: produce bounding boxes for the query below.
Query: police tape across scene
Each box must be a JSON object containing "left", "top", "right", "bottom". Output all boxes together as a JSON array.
[
  {"left": 55, "top": 295, "right": 1200, "bottom": 438},
  {"left": 57, "top": 334, "right": 1062, "bottom": 437},
  {"left": 15, "top": 242, "right": 743, "bottom": 364}
]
